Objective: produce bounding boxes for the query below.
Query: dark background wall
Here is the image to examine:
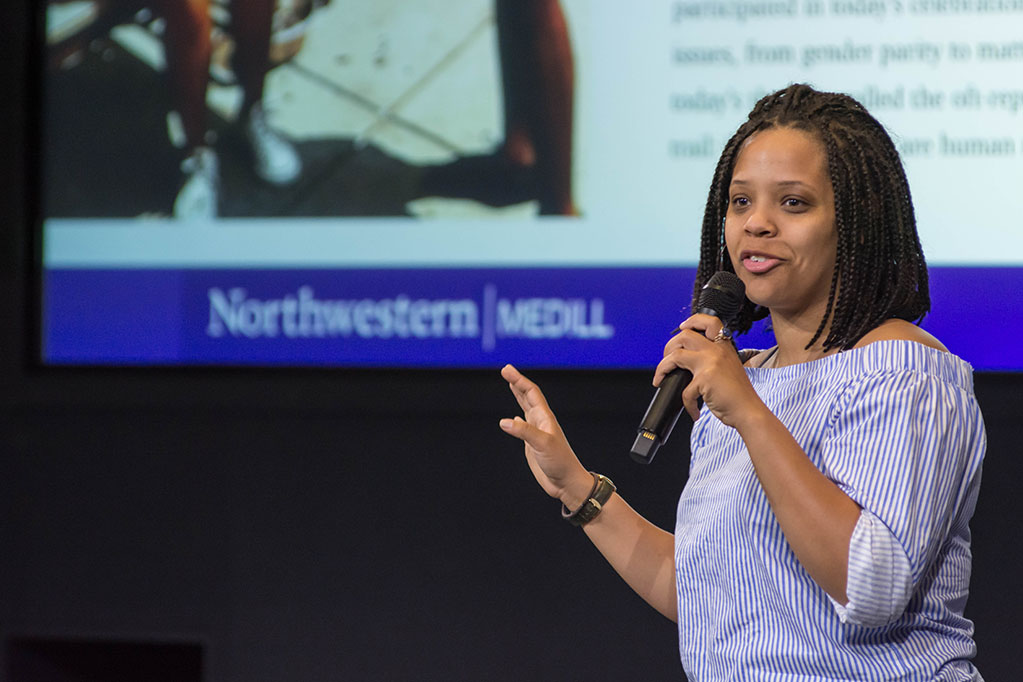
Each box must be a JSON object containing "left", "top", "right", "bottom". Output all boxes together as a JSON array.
[{"left": 1, "top": 2, "right": 1017, "bottom": 680}]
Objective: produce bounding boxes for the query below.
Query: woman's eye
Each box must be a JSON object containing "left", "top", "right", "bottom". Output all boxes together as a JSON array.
[
  {"left": 731, "top": 196, "right": 749, "bottom": 208},
  {"left": 783, "top": 197, "right": 806, "bottom": 208}
]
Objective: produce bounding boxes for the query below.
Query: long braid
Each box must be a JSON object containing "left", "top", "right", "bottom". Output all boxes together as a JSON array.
[
  {"left": 692, "top": 84, "right": 929, "bottom": 349},
  {"left": 812, "top": 128, "right": 849, "bottom": 349}
]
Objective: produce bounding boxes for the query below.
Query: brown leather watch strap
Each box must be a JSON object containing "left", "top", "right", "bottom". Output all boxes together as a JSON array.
[{"left": 562, "top": 472, "right": 616, "bottom": 527}]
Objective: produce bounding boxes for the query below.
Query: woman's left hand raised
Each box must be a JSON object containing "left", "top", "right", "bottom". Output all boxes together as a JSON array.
[
  {"left": 653, "top": 313, "right": 765, "bottom": 427},
  {"left": 499, "top": 364, "right": 594, "bottom": 510}
]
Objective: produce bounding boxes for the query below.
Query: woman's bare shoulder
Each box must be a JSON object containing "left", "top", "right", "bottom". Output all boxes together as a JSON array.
[
  {"left": 855, "top": 319, "right": 948, "bottom": 352},
  {"left": 739, "top": 347, "right": 775, "bottom": 367}
]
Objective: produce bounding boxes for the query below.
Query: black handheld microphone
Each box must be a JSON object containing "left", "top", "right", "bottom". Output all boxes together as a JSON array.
[{"left": 629, "top": 271, "right": 746, "bottom": 464}]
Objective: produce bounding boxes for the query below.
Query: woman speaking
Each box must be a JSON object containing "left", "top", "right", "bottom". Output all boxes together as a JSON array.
[{"left": 499, "top": 84, "right": 985, "bottom": 680}]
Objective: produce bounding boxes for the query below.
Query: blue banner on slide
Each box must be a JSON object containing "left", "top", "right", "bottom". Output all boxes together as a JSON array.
[{"left": 40, "top": 266, "right": 1019, "bottom": 371}]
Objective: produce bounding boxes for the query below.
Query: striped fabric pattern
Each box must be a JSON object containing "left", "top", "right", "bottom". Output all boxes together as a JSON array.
[{"left": 674, "top": 340, "right": 985, "bottom": 681}]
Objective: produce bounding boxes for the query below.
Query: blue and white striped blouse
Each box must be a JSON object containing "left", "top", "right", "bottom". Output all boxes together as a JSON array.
[{"left": 675, "top": 340, "right": 985, "bottom": 681}]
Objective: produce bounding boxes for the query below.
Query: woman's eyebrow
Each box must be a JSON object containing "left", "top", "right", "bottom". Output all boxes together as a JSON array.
[{"left": 729, "top": 179, "right": 814, "bottom": 189}]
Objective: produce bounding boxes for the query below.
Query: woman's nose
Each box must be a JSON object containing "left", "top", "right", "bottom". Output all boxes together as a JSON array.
[{"left": 744, "top": 208, "right": 776, "bottom": 237}]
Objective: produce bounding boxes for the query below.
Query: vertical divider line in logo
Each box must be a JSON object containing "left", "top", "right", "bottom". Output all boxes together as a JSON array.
[{"left": 482, "top": 283, "right": 497, "bottom": 352}]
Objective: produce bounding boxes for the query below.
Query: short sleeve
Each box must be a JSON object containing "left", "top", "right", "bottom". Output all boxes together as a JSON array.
[
  {"left": 829, "top": 508, "right": 913, "bottom": 627},
  {"left": 820, "top": 369, "right": 986, "bottom": 626}
]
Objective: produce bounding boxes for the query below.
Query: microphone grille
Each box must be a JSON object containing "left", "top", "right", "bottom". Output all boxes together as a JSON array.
[{"left": 697, "top": 271, "right": 746, "bottom": 326}]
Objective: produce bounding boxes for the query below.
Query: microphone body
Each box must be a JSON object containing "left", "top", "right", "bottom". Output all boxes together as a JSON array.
[
  {"left": 630, "top": 272, "right": 746, "bottom": 464},
  {"left": 630, "top": 367, "right": 692, "bottom": 463}
]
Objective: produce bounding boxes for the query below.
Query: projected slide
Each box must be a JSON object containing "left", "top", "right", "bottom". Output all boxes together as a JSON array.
[{"left": 40, "top": 0, "right": 1023, "bottom": 368}]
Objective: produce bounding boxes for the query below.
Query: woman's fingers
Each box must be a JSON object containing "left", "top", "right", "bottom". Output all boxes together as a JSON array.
[
  {"left": 499, "top": 368, "right": 589, "bottom": 500},
  {"left": 499, "top": 415, "right": 565, "bottom": 498},
  {"left": 652, "top": 354, "right": 677, "bottom": 387},
  {"left": 666, "top": 314, "right": 725, "bottom": 352},
  {"left": 503, "top": 364, "right": 566, "bottom": 442},
  {"left": 499, "top": 415, "right": 549, "bottom": 450},
  {"left": 681, "top": 381, "right": 703, "bottom": 421},
  {"left": 653, "top": 341, "right": 703, "bottom": 387},
  {"left": 502, "top": 363, "right": 551, "bottom": 414},
  {"left": 653, "top": 333, "right": 750, "bottom": 422}
]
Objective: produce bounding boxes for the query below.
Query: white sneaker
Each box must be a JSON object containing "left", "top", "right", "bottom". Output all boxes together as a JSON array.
[
  {"left": 246, "top": 102, "right": 301, "bottom": 185},
  {"left": 173, "top": 147, "right": 219, "bottom": 220}
]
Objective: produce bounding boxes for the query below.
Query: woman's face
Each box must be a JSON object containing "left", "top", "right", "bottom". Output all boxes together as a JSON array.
[{"left": 724, "top": 126, "right": 838, "bottom": 326}]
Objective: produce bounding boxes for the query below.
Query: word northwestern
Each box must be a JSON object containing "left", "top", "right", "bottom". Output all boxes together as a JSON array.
[
  {"left": 207, "top": 287, "right": 614, "bottom": 342},
  {"left": 207, "top": 287, "right": 478, "bottom": 339}
]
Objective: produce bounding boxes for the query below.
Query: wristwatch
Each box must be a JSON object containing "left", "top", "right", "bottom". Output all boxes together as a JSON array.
[{"left": 562, "top": 472, "right": 616, "bottom": 527}]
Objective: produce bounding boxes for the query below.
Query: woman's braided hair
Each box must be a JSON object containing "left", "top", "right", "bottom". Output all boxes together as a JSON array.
[{"left": 693, "top": 83, "right": 929, "bottom": 350}]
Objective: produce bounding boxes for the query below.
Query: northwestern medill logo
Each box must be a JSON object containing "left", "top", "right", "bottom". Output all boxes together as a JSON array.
[{"left": 206, "top": 285, "right": 615, "bottom": 351}]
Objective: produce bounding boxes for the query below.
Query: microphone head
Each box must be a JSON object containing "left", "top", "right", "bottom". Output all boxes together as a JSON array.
[{"left": 696, "top": 271, "right": 746, "bottom": 328}]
